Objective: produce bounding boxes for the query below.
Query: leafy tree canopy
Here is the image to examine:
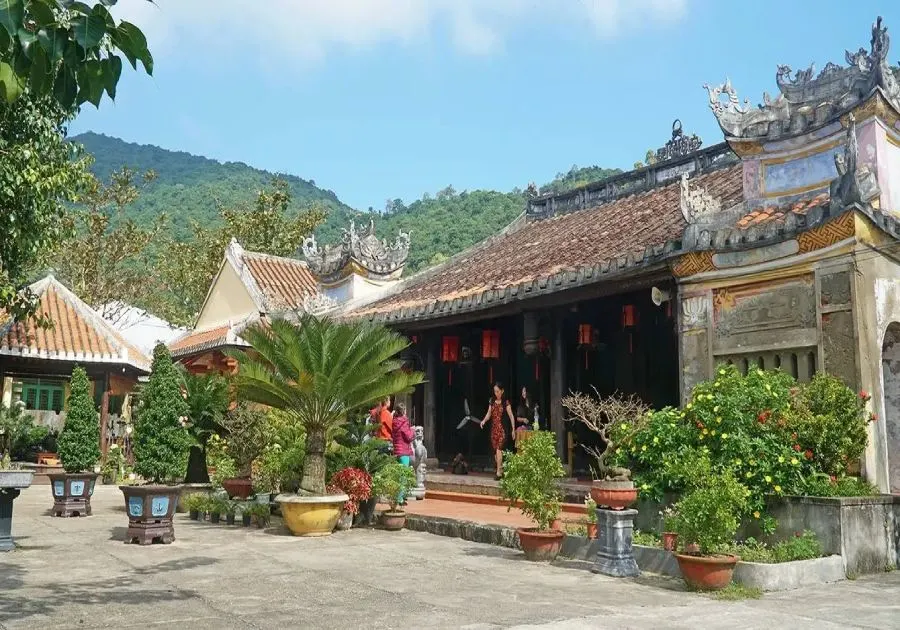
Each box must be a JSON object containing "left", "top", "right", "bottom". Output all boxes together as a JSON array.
[
  {"left": 57, "top": 365, "right": 100, "bottom": 473},
  {"left": 0, "top": 0, "right": 153, "bottom": 108}
]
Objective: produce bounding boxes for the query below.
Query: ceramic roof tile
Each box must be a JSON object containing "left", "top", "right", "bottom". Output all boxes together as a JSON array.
[
  {"left": 242, "top": 253, "right": 318, "bottom": 310},
  {"left": 0, "top": 276, "right": 150, "bottom": 371},
  {"left": 735, "top": 192, "right": 830, "bottom": 228},
  {"left": 354, "top": 163, "right": 744, "bottom": 318}
]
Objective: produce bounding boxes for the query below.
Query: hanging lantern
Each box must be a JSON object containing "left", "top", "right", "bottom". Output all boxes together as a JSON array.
[
  {"left": 442, "top": 336, "right": 459, "bottom": 386},
  {"left": 537, "top": 337, "right": 550, "bottom": 355},
  {"left": 481, "top": 330, "right": 500, "bottom": 360},
  {"left": 441, "top": 336, "right": 460, "bottom": 363},
  {"left": 577, "top": 323, "right": 592, "bottom": 346},
  {"left": 621, "top": 304, "right": 638, "bottom": 328}
]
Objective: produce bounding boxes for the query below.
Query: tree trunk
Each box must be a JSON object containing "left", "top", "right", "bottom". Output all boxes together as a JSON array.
[
  {"left": 300, "top": 428, "right": 326, "bottom": 495},
  {"left": 185, "top": 446, "right": 210, "bottom": 484}
]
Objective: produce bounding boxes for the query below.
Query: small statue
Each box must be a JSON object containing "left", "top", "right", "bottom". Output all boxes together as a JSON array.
[
  {"left": 830, "top": 113, "right": 880, "bottom": 211},
  {"left": 410, "top": 425, "right": 427, "bottom": 500}
]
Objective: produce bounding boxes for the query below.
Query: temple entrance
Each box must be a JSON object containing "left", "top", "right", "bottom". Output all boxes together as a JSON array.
[{"left": 883, "top": 322, "right": 900, "bottom": 493}]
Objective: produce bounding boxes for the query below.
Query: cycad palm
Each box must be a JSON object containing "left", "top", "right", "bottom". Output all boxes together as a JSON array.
[
  {"left": 181, "top": 372, "right": 230, "bottom": 483},
  {"left": 230, "top": 315, "right": 424, "bottom": 495}
]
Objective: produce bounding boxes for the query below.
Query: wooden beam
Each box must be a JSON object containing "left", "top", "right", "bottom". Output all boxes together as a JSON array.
[
  {"left": 423, "top": 336, "right": 437, "bottom": 454},
  {"left": 550, "top": 311, "right": 567, "bottom": 459}
]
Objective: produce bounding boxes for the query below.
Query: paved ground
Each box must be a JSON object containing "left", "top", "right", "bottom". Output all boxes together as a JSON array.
[{"left": 2, "top": 486, "right": 899, "bottom": 630}]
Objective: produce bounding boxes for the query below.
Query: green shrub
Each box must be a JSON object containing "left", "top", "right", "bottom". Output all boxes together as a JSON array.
[
  {"left": 633, "top": 530, "right": 661, "bottom": 547},
  {"left": 372, "top": 462, "right": 416, "bottom": 512},
  {"left": 182, "top": 493, "right": 204, "bottom": 512},
  {"left": 133, "top": 344, "right": 192, "bottom": 483},
  {"left": 716, "top": 531, "right": 822, "bottom": 563},
  {"left": 220, "top": 403, "right": 269, "bottom": 476},
  {"left": 803, "top": 473, "right": 877, "bottom": 498},
  {"left": 207, "top": 496, "right": 229, "bottom": 515},
  {"left": 499, "top": 430, "right": 565, "bottom": 531},
  {"left": 611, "top": 365, "right": 875, "bottom": 529},
  {"left": 57, "top": 366, "right": 101, "bottom": 473}
]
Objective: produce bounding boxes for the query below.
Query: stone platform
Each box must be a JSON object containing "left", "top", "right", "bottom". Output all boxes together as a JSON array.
[{"left": 426, "top": 471, "right": 592, "bottom": 503}]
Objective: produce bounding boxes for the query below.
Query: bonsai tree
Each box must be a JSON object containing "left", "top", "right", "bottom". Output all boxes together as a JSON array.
[
  {"left": 219, "top": 403, "right": 269, "bottom": 477},
  {"left": 371, "top": 462, "right": 415, "bottom": 513},
  {"left": 231, "top": 315, "right": 424, "bottom": 495},
  {"left": 181, "top": 372, "right": 230, "bottom": 483},
  {"left": 499, "top": 430, "right": 565, "bottom": 531},
  {"left": 133, "top": 344, "right": 192, "bottom": 484},
  {"left": 57, "top": 366, "right": 101, "bottom": 473},
  {"left": 562, "top": 388, "right": 648, "bottom": 481}
]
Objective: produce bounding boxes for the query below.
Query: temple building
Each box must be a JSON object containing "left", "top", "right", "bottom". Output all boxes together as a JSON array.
[{"left": 337, "top": 17, "right": 900, "bottom": 493}]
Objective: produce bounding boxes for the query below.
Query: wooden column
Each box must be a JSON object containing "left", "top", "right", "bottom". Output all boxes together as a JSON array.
[
  {"left": 550, "top": 313, "right": 567, "bottom": 459},
  {"left": 99, "top": 373, "right": 110, "bottom": 458},
  {"left": 423, "top": 336, "right": 437, "bottom": 455}
]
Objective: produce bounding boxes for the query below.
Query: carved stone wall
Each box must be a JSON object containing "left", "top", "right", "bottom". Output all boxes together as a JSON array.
[
  {"left": 678, "top": 293, "right": 712, "bottom": 403},
  {"left": 819, "top": 268, "right": 858, "bottom": 387}
]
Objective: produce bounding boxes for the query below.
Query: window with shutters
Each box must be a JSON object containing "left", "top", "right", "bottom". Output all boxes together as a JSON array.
[{"left": 18, "top": 379, "right": 67, "bottom": 412}]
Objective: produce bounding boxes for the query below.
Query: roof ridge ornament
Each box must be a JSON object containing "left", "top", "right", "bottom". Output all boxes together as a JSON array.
[
  {"left": 655, "top": 119, "right": 703, "bottom": 162},
  {"left": 680, "top": 173, "right": 722, "bottom": 224},
  {"left": 829, "top": 113, "right": 880, "bottom": 211},
  {"left": 302, "top": 219, "right": 410, "bottom": 283},
  {"left": 705, "top": 16, "right": 899, "bottom": 141}
]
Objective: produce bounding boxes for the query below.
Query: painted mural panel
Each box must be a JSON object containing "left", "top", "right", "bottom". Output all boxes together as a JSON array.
[{"left": 764, "top": 146, "right": 839, "bottom": 195}]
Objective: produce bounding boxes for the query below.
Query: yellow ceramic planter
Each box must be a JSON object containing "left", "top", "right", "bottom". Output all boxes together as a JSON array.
[{"left": 276, "top": 493, "right": 349, "bottom": 537}]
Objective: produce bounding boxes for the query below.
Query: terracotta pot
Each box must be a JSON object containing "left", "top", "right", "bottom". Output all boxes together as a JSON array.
[
  {"left": 587, "top": 523, "right": 598, "bottom": 539},
  {"left": 684, "top": 542, "right": 700, "bottom": 554},
  {"left": 222, "top": 477, "right": 253, "bottom": 499},
  {"left": 517, "top": 529, "right": 565, "bottom": 562},
  {"left": 662, "top": 532, "right": 678, "bottom": 552},
  {"left": 590, "top": 479, "right": 638, "bottom": 510},
  {"left": 551, "top": 518, "right": 562, "bottom": 531},
  {"left": 381, "top": 510, "right": 407, "bottom": 531},
  {"left": 674, "top": 553, "right": 739, "bottom": 591}
]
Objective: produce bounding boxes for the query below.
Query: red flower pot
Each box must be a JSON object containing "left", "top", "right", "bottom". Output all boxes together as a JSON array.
[
  {"left": 587, "top": 523, "right": 598, "bottom": 539},
  {"left": 590, "top": 480, "right": 638, "bottom": 510},
  {"left": 674, "top": 553, "right": 738, "bottom": 591},
  {"left": 661, "top": 532, "right": 678, "bottom": 552},
  {"left": 381, "top": 510, "right": 407, "bottom": 531},
  {"left": 517, "top": 529, "right": 565, "bottom": 562},
  {"left": 551, "top": 518, "right": 562, "bottom": 531},
  {"left": 222, "top": 477, "right": 253, "bottom": 499}
]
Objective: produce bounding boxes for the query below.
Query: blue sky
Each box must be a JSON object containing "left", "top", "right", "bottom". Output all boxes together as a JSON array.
[{"left": 71, "top": 0, "right": 897, "bottom": 211}]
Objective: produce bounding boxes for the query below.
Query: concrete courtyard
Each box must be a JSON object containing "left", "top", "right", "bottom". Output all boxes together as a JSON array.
[{"left": 1, "top": 486, "right": 899, "bottom": 630}]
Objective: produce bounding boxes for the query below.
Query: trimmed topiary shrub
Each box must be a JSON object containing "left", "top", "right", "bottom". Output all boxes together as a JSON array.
[
  {"left": 57, "top": 366, "right": 101, "bottom": 473},
  {"left": 133, "top": 344, "right": 192, "bottom": 484}
]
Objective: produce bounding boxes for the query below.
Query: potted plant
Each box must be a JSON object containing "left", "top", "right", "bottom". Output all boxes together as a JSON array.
[
  {"left": 660, "top": 506, "right": 678, "bottom": 552},
  {"left": 331, "top": 415, "right": 393, "bottom": 527},
  {"left": 0, "top": 450, "right": 34, "bottom": 551},
  {"left": 499, "top": 430, "right": 566, "bottom": 561},
  {"left": 50, "top": 366, "right": 101, "bottom": 517},
  {"left": 208, "top": 496, "right": 227, "bottom": 524},
  {"left": 241, "top": 503, "right": 253, "bottom": 527},
  {"left": 101, "top": 443, "right": 126, "bottom": 485},
  {"left": 669, "top": 451, "right": 748, "bottom": 591},
  {"left": 371, "top": 462, "right": 416, "bottom": 531},
  {"left": 121, "top": 344, "right": 192, "bottom": 545},
  {"left": 219, "top": 403, "right": 268, "bottom": 499},
  {"left": 328, "top": 467, "right": 372, "bottom": 531},
  {"left": 562, "top": 389, "right": 645, "bottom": 509},
  {"left": 224, "top": 500, "right": 238, "bottom": 525},
  {"left": 181, "top": 372, "right": 229, "bottom": 485},
  {"left": 183, "top": 493, "right": 203, "bottom": 520},
  {"left": 246, "top": 502, "right": 270, "bottom": 529},
  {"left": 585, "top": 496, "right": 598, "bottom": 539},
  {"left": 230, "top": 316, "right": 423, "bottom": 537}
]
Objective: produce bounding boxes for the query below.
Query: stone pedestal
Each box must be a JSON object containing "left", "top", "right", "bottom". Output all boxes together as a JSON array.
[
  {"left": 0, "top": 488, "right": 22, "bottom": 552},
  {"left": 592, "top": 508, "right": 640, "bottom": 577}
]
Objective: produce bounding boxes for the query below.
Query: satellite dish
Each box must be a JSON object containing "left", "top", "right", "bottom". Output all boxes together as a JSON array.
[{"left": 651, "top": 286, "right": 671, "bottom": 307}]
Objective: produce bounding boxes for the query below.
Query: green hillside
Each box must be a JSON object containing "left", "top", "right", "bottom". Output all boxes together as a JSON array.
[{"left": 72, "top": 133, "right": 620, "bottom": 274}]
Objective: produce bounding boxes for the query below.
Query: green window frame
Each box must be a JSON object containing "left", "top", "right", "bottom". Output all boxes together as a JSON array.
[{"left": 20, "top": 379, "right": 66, "bottom": 412}]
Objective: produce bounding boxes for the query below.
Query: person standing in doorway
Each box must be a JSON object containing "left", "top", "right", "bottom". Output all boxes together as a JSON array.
[
  {"left": 391, "top": 403, "right": 415, "bottom": 505},
  {"left": 480, "top": 382, "right": 516, "bottom": 480}
]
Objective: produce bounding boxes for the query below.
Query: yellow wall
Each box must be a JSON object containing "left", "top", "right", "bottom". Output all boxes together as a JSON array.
[{"left": 195, "top": 261, "right": 258, "bottom": 330}]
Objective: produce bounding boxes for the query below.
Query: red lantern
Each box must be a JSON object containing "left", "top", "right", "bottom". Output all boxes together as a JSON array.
[
  {"left": 577, "top": 323, "right": 592, "bottom": 346},
  {"left": 481, "top": 330, "right": 500, "bottom": 360},
  {"left": 622, "top": 304, "right": 637, "bottom": 328},
  {"left": 537, "top": 337, "right": 550, "bottom": 355},
  {"left": 441, "top": 336, "right": 460, "bottom": 363}
]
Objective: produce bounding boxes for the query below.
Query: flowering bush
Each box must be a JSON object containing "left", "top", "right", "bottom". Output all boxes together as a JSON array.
[
  {"left": 499, "top": 430, "right": 565, "bottom": 531},
  {"left": 610, "top": 365, "right": 875, "bottom": 531},
  {"left": 327, "top": 467, "right": 372, "bottom": 515}
]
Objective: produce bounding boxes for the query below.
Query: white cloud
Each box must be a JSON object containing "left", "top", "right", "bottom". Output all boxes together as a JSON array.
[{"left": 114, "top": 0, "right": 688, "bottom": 66}]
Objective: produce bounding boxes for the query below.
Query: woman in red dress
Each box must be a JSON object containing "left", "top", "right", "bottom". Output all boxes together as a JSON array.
[{"left": 480, "top": 382, "right": 516, "bottom": 480}]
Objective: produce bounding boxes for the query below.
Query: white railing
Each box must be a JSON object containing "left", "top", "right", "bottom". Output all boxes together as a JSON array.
[{"left": 22, "top": 409, "right": 66, "bottom": 433}]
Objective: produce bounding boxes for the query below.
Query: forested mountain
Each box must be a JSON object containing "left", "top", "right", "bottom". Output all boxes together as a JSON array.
[{"left": 72, "top": 133, "right": 620, "bottom": 274}]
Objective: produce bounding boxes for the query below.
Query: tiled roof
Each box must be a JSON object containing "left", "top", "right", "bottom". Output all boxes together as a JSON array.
[
  {"left": 736, "top": 193, "right": 830, "bottom": 229},
  {"left": 168, "top": 316, "right": 255, "bottom": 359},
  {"left": 0, "top": 276, "right": 150, "bottom": 372},
  {"left": 353, "top": 164, "right": 744, "bottom": 321},
  {"left": 242, "top": 251, "right": 318, "bottom": 310}
]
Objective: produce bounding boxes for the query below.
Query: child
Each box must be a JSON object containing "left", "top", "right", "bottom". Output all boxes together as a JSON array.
[{"left": 391, "top": 403, "right": 414, "bottom": 504}]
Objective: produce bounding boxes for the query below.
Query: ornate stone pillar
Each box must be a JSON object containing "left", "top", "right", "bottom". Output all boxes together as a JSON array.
[
  {"left": 423, "top": 336, "right": 437, "bottom": 455},
  {"left": 550, "top": 313, "right": 567, "bottom": 459},
  {"left": 678, "top": 291, "right": 712, "bottom": 405},
  {"left": 592, "top": 508, "right": 640, "bottom": 577}
]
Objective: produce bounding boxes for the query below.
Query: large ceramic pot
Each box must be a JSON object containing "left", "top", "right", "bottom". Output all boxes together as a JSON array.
[
  {"left": 120, "top": 485, "right": 182, "bottom": 545},
  {"left": 276, "top": 493, "right": 349, "bottom": 537},
  {"left": 674, "top": 553, "right": 739, "bottom": 591},
  {"left": 0, "top": 470, "right": 34, "bottom": 552},
  {"left": 48, "top": 472, "right": 98, "bottom": 517},
  {"left": 590, "top": 479, "right": 638, "bottom": 511},
  {"left": 381, "top": 510, "right": 406, "bottom": 531},
  {"left": 517, "top": 529, "right": 565, "bottom": 562},
  {"left": 222, "top": 477, "right": 253, "bottom": 500}
]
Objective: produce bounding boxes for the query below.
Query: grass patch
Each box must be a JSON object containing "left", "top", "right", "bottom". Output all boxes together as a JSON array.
[
  {"left": 633, "top": 530, "right": 661, "bottom": 547},
  {"left": 709, "top": 583, "right": 763, "bottom": 601}
]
